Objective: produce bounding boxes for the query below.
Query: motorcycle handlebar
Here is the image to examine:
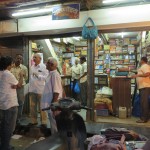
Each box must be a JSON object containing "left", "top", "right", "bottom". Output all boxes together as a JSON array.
[
  {"left": 42, "top": 107, "right": 51, "bottom": 111},
  {"left": 80, "top": 105, "right": 92, "bottom": 110},
  {"left": 42, "top": 105, "right": 92, "bottom": 111}
]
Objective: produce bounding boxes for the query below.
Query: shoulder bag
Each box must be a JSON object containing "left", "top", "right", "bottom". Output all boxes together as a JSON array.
[{"left": 82, "top": 17, "right": 98, "bottom": 40}]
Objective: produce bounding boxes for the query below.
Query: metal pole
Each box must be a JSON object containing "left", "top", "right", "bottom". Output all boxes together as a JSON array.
[{"left": 86, "top": 39, "right": 95, "bottom": 121}]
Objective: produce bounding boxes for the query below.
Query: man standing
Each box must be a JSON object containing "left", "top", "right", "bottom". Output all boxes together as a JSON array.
[
  {"left": 0, "top": 56, "right": 23, "bottom": 150},
  {"left": 29, "top": 53, "right": 48, "bottom": 127},
  {"left": 71, "top": 57, "right": 82, "bottom": 100},
  {"left": 78, "top": 56, "right": 87, "bottom": 106},
  {"left": 11, "top": 54, "right": 28, "bottom": 124},
  {"left": 41, "top": 57, "right": 63, "bottom": 134},
  {"left": 131, "top": 57, "right": 150, "bottom": 123}
]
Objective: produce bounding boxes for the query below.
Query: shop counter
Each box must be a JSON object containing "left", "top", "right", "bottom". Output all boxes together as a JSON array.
[{"left": 110, "top": 77, "right": 132, "bottom": 117}]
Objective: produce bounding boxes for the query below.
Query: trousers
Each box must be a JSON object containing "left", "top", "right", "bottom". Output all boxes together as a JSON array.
[
  {"left": 0, "top": 107, "right": 18, "bottom": 150},
  {"left": 29, "top": 92, "right": 47, "bottom": 125},
  {"left": 16, "top": 86, "right": 25, "bottom": 122},
  {"left": 139, "top": 87, "right": 150, "bottom": 121}
]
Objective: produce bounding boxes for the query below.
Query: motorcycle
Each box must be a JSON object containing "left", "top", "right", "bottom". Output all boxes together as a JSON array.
[{"left": 25, "top": 97, "right": 91, "bottom": 150}]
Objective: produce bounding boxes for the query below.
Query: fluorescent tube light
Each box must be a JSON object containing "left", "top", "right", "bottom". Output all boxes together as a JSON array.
[
  {"left": 12, "top": 8, "right": 53, "bottom": 17},
  {"left": 103, "top": 0, "right": 126, "bottom": 4},
  {"left": 119, "top": 32, "right": 126, "bottom": 38},
  {"left": 73, "top": 37, "right": 80, "bottom": 41},
  {"left": 53, "top": 38, "right": 61, "bottom": 43},
  {"left": 142, "top": 31, "right": 146, "bottom": 39}
]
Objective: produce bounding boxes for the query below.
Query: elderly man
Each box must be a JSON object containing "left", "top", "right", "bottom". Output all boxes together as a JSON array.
[
  {"left": 11, "top": 54, "right": 28, "bottom": 124},
  {"left": 131, "top": 57, "right": 150, "bottom": 123},
  {"left": 29, "top": 53, "right": 48, "bottom": 127},
  {"left": 41, "top": 57, "right": 63, "bottom": 134}
]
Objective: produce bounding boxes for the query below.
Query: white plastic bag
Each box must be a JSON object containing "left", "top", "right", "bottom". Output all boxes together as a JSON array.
[{"left": 101, "top": 87, "right": 113, "bottom": 96}]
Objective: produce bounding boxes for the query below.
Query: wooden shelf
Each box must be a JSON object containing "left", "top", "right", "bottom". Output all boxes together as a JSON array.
[
  {"left": 75, "top": 45, "right": 87, "bottom": 47},
  {"left": 111, "top": 59, "right": 124, "bottom": 61},
  {"left": 110, "top": 52, "right": 135, "bottom": 55},
  {"left": 62, "top": 51, "right": 74, "bottom": 53},
  {"left": 95, "top": 59, "right": 103, "bottom": 61},
  {"left": 63, "top": 57, "right": 72, "bottom": 59}
]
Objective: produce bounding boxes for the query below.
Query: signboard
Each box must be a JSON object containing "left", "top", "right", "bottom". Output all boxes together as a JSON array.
[{"left": 52, "top": 4, "right": 80, "bottom": 20}]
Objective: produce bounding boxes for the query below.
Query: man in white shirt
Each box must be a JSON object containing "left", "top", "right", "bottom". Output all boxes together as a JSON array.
[
  {"left": 11, "top": 54, "right": 28, "bottom": 124},
  {"left": 41, "top": 57, "right": 63, "bottom": 134},
  {"left": 29, "top": 53, "right": 48, "bottom": 127},
  {"left": 0, "top": 56, "right": 23, "bottom": 150},
  {"left": 131, "top": 57, "right": 150, "bottom": 123},
  {"left": 78, "top": 56, "right": 87, "bottom": 106},
  {"left": 71, "top": 58, "right": 82, "bottom": 100}
]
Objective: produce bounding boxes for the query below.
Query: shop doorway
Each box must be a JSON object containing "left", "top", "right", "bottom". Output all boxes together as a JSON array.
[{"left": 23, "top": 30, "right": 149, "bottom": 127}]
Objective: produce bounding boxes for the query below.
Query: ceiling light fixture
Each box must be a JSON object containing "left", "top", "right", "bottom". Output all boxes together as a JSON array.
[
  {"left": 73, "top": 36, "right": 80, "bottom": 41},
  {"left": 12, "top": 8, "right": 53, "bottom": 17},
  {"left": 103, "top": 0, "right": 126, "bottom": 4},
  {"left": 142, "top": 31, "right": 146, "bottom": 39},
  {"left": 53, "top": 38, "right": 61, "bottom": 43},
  {"left": 120, "top": 32, "right": 126, "bottom": 38}
]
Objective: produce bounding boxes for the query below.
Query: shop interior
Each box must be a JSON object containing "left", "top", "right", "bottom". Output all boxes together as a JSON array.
[
  {"left": 0, "top": 30, "right": 149, "bottom": 126},
  {"left": 28, "top": 30, "right": 150, "bottom": 126},
  {"left": 0, "top": 30, "right": 150, "bottom": 148}
]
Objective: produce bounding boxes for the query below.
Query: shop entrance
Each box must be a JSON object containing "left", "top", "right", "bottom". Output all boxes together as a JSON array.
[
  {"left": 0, "top": 31, "right": 149, "bottom": 128},
  {"left": 24, "top": 30, "right": 150, "bottom": 128}
]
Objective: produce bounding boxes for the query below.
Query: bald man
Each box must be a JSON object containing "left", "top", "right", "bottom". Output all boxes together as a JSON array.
[
  {"left": 28, "top": 53, "right": 48, "bottom": 127},
  {"left": 41, "top": 57, "right": 63, "bottom": 134}
]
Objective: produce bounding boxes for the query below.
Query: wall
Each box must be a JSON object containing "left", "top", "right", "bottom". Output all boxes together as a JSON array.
[
  {"left": 0, "top": 37, "right": 23, "bottom": 58},
  {"left": 1, "top": 4, "right": 150, "bottom": 37},
  {"left": 0, "top": 20, "right": 17, "bottom": 36},
  {"left": 18, "top": 4, "right": 150, "bottom": 35}
]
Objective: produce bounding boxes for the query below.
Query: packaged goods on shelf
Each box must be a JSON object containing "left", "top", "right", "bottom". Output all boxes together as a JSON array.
[
  {"left": 128, "top": 44, "right": 135, "bottom": 52},
  {"left": 95, "top": 65, "right": 100, "bottom": 70},
  {"left": 123, "top": 38, "right": 130, "bottom": 45},
  {"left": 75, "top": 47, "right": 82, "bottom": 51},
  {"left": 116, "top": 39, "right": 123, "bottom": 46},
  {"left": 95, "top": 60, "right": 103, "bottom": 65},
  {"left": 31, "top": 42, "right": 37, "bottom": 49},
  {"left": 63, "top": 53, "right": 74, "bottom": 58},
  {"left": 99, "top": 55, "right": 105, "bottom": 60},
  {"left": 95, "top": 70, "right": 99, "bottom": 74},
  {"left": 82, "top": 46, "right": 87, "bottom": 50},
  {"left": 99, "top": 65, "right": 103, "bottom": 70},
  {"left": 98, "top": 51, "right": 104, "bottom": 55},
  {"left": 74, "top": 51, "right": 80, "bottom": 56},
  {"left": 81, "top": 50, "right": 87, "bottom": 55},
  {"left": 110, "top": 65, "right": 116, "bottom": 70},
  {"left": 110, "top": 45, "right": 116, "bottom": 51},
  {"left": 110, "top": 70, "right": 116, "bottom": 76},
  {"left": 109, "top": 39, "right": 116, "bottom": 45},
  {"left": 109, "top": 50, "right": 116, "bottom": 54},
  {"left": 130, "top": 38, "right": 138, "bottom": 44},
  {"left": 99, "top": 70, "right": 104, "bottom": 74},
  {"left": 94, "top": 77, "right": 99, "bottom": 84},
  {"left": 104, "top": 45, "right": 110, "bottom": 50},
  {"left": 116, "top": 46, "right": 122, "bottom": 52},
  {"left": 98, "top": 45, "right": 103, "bottom": 50}
]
